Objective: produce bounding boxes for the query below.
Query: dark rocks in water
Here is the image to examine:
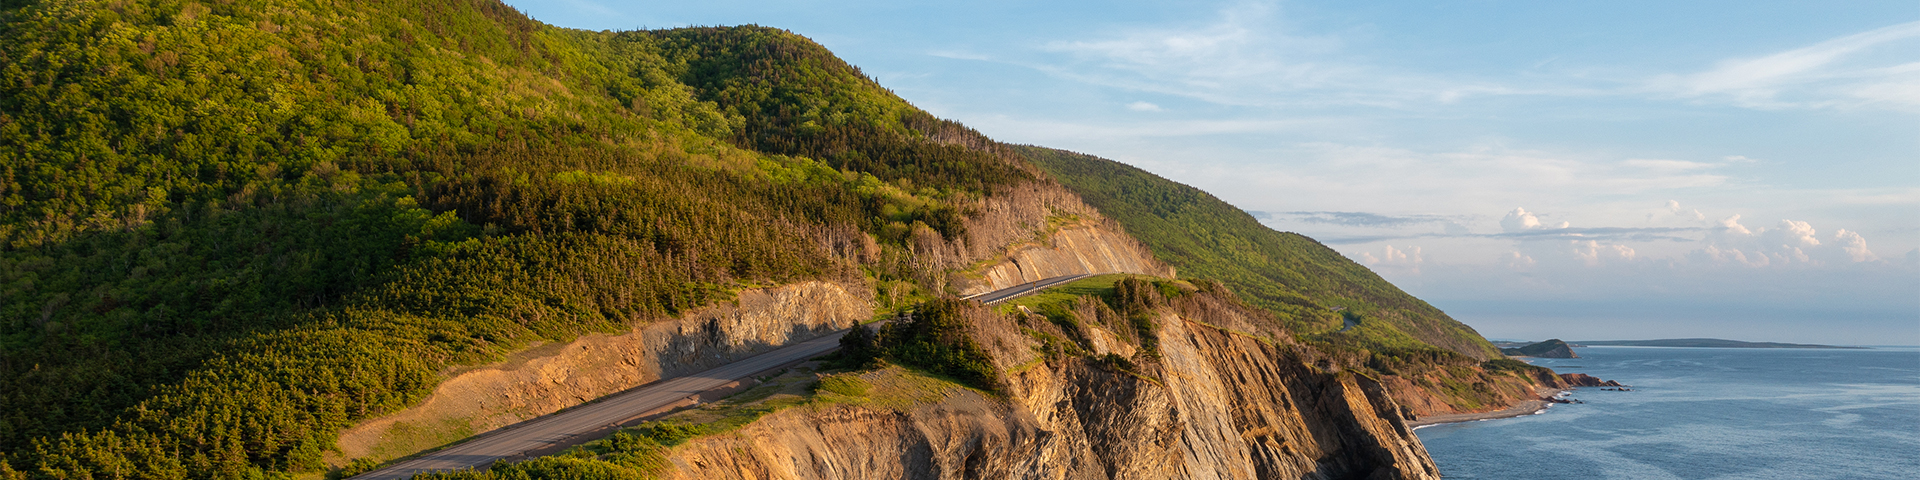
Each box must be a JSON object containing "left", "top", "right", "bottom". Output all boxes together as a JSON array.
[{"left": 1501, "top": 339, "right": 1578, "bottom": 358}]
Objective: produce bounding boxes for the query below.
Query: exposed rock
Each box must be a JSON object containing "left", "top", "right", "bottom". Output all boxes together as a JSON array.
[
  {"left": 1558, "top": 373, "right": 1622, "bottom": 387},
  {"left": 332, "top": 281, "right": 872, "bottom": 464},
  {"left": 658, "top": 294, "right": 1439, "bottom": 480},
  {"left": 1500, "top": 339, "right": 1578, "bottom": 358},
  {"left": 953, "top": 223, "right": 1172, "bottom": 296}
]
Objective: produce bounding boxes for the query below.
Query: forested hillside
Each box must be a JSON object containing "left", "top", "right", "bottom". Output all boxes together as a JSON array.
[
  {"left": 1016, "top": 146, "right": 1501, "bottom": 360},
  {"left": 2, "top": 0, "right": 1514, "bottom": 477},
  {"left": 0, "top": 0, "right": 1033, "bottom": 476}
]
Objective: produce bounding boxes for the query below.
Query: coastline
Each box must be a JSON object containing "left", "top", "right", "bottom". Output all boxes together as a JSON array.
[{"left": 1408, "top": 389, "right": 1565, "bottom": 430}]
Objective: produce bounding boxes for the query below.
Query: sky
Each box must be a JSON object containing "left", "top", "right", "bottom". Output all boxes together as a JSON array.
[{"left": 503, "top": 0, "right": 1920, "bottom": 346}]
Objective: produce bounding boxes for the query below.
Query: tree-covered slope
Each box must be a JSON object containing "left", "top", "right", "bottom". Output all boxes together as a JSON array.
[
  {"left": 1015, "top": 146, "right": 1500, "bottom": 360},
  {"left": 0, "top": 0, "right": 1028, "bottom": 476},
  {"left": 0, "top": 0, "right": 1516, "bottom": 477}
]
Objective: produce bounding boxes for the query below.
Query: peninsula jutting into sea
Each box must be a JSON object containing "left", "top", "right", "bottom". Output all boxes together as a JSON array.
[{"left": 1571, "top": 338, "right": 1866, "bottom": 349}]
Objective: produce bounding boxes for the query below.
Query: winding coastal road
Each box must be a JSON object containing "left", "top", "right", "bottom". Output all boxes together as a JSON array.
[{"left": 354, "top": 274, "right": 1092, "bottom": 479}]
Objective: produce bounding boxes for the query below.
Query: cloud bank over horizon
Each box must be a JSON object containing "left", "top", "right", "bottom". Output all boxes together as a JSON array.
[{"left": 1258, "top": 200, "right": 1916, "bottom": 345}]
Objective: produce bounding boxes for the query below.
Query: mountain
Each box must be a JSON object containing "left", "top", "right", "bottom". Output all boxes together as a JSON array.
[
  {"left": 0, "top": 0, "right": 1555, "bottom": 477},
  {"left": 1577, "top": 338, "right": 1864, "bottom": 349}
]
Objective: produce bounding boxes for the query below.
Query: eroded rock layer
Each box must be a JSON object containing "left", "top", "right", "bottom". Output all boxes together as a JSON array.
[
  {"left": 954, "top": 223, "right": 1172, "bottom": 296},
  {"left": 658, "top": 295, "right": 1440, "bottom": 480},
  {"left": 334, "top": 281, "right": 871, "bottom": 463}
]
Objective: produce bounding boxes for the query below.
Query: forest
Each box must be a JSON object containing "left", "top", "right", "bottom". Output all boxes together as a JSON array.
[{"left": 2, "top": 0, "right": 1521, "bottom": 478}]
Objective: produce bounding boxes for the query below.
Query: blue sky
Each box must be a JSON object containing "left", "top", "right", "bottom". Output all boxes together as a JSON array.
[{"left": 505, "top": 0, "right": 1920, "bottom": 346}]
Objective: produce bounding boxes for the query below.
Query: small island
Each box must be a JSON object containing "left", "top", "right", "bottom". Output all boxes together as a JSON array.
[
  {"left": 1573, "top": 338, "right": 1866, "bottom": 349},
  {"left": 1499, "top": 339, "right": 1578, "bottom": 358}
]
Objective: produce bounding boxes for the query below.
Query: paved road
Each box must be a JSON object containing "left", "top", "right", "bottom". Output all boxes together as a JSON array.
[
  {"left": 965, "top": 273, "right": 1094, "bottom": 305},
  {"left": 355, "top": 274, "right": 1091, "bottom": 479}
]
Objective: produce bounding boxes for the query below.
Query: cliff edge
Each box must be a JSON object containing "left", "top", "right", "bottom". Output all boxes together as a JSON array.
[{"left": 638, "top": 280, "right": 1440, "bottom": 479}]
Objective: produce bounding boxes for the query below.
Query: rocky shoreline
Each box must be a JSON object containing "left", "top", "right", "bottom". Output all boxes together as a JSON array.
[
  {"left": 1407, "top": 396, "right": 1554, "bottom": 429},
  {"left": 1409, "top": 372, "right": 1629, "bottom": 429}
]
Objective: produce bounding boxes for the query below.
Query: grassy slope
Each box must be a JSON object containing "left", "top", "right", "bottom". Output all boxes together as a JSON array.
[{"left": 1015, "top": 146, "right": 1500, "bottom": 360}]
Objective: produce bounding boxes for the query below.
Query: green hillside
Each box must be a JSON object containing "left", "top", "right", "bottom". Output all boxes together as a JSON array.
[
  {"left": 0, "top": 0, "right": 1019, "bottom": 476},
  {"left": 1, "top": 0, "right": 1508, "bottom": 477},
  {"left": 1015, "top": 146, "right": 1500, "bottom": 360}
]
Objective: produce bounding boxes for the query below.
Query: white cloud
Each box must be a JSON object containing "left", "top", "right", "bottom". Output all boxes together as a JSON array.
[
  {"left": 1126, "top": 101, "right": 1163, "bottom": 112},
  {"left": 1647, "top": 20, "right": 1920, "bottom": 110},
  {"left": 1572, "top": 240, "right": 1636, "bottom": 266},
  {"left": 1661, "top": 200, "right": 1708, "bottom": 221},
  {"left": 1834, "top": 229, "right": 1879, "bottom": 262},
  {"left": 1026, "top": 1, "right": 1540, "bottom": 108},
  {"left": 1500, "top": 207, "right": 1544, "bottom": 232},
  {"left": 1362, "top": 244, "right": 1423, "bottom": 274},
  {"left": 1500, "top": 207, "right": 1569, "bottom": 232},
  {"left": 1717, "top": 214, "right": 1754, "bottom": 236},
  {"left": 1505, "top": 250, "right": 1536, "bottom": 270},
  {"left": 1694, "top": 215, "right": 1884, "bottom": 267}
]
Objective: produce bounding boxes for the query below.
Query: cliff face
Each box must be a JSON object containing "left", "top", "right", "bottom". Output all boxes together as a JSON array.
[
  {"left": 1558, "top": 373, "right": 1622, "bottom": 387},
  {"left": 655, "top": 294, "right": 1439, "bottom": 480},
  {"left": 331, "top": 281, "right": 871, "bottom": 464},
  {"left": 954, "top": 222, "right": 1173, "bottom": 296}
]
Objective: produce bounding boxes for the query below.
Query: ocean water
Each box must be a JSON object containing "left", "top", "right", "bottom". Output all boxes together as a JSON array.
[{"left": 1416, "top": 346, "right": 1920, "bottom": 479}]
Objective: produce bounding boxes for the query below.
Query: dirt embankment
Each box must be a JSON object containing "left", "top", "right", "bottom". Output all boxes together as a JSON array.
[
  {"left": 970, "top": 224, "right": 1171, "bottom": 294},
  {"left": 656, "top": 291, "right": 1440, "bottom": 480},
  {"left": 331, "top": 281, "right": 871, "bottom": 466},
  {"left": 951, "top": 221, "right": 1172, "bottom": 296}
]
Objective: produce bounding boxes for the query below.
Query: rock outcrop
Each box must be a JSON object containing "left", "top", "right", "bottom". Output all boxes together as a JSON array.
[
  {"left": 1500, "top": 339, "right": 1578, "bottom": 358},
  {"left": 953, "top": 222, "right": 1172, "bottom": 296},
  {"left": 1558, "top": 373, "right": 1623, "bottom": 387},
  {"left": 656, "top": 290, "right": 1439, "bottom": 480},
  {"left": 332, "top": 281, "right": 871, "bottom": 464}
]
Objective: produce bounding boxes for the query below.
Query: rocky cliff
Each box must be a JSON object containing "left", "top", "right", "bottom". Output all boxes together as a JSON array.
[
  {"left": 1558, "top": 373, "right": 1622, "bottom": 387},
  {"left": 652, "top": 287, "right": 1439, "bottom": 480},
  {"left": 331, "top": 281, "right": 871, "bottom": 465}
]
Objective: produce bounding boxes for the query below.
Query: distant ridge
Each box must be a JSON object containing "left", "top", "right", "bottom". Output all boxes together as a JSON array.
[
  {"left": 1576, "top": 338, "right": 1865, "bottom": 349},
  {"left": 1500, "top": 339, "right": 1577, "bottom": 358}
]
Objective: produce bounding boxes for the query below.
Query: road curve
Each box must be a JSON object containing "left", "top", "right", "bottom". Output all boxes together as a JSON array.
[
  {"left": 965, "top": 273, "right": 1094, "bottom": 305},
  {"left": 354, "top": 274, "right": 1093, "bottom": 479}
]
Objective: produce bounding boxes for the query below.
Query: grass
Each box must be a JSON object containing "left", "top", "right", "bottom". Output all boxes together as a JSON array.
[
  {"left": 995, "top": 273, "right": 1133, "bottom": 312},
  {"left": 365, "top": 416, "right": 479, "bottom": 466},
  {"left": 811, "top": 366, "right": 974, "bottom": 410}
]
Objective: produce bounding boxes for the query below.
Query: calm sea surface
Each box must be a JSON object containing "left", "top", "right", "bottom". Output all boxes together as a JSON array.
[{"left": 1416, "top": 346, "right": 1920, "bottom": 479}]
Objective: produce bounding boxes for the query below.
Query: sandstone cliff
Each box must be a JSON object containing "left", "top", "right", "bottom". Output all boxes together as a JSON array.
[
  {"left": 653, "top": 287, "right": 1439, "bottom": 480},
  {"left": 331, "top": 281, "right": 871, "bottom": 465}
]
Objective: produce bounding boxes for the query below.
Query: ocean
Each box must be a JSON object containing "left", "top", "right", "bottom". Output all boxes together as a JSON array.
[{"left": 1416, "top": 346, "right": 1920, "bottom": 479}]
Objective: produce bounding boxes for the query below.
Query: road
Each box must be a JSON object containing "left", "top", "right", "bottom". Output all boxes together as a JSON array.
[
  {"left": 965, "top": 273, "right": 1093, "bottom": 305},
  {"left": 355, "top": 274, "right": 1091, "bottom": 479}
]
